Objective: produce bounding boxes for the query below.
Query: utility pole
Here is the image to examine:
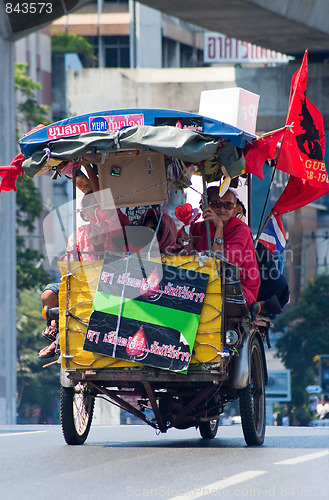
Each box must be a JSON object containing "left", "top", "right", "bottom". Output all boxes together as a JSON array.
[{"left": 0, "top": 19, "right": 17, "bottom": 424}]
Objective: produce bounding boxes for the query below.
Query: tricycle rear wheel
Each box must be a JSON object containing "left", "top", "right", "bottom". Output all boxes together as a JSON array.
[
  {"left": 199, "top": 418, "right": 219, "bottom": 439},
  {"left": 60, "top": 383, "right": 95, "bottom": 445},
  {"left": 239, "top": 337, "right": 266, "bottom": 446}
]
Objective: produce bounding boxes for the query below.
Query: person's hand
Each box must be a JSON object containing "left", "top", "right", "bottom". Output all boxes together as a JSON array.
[
  {"left": 177, "top": 228, "right": 193, "bottom": 253},
  {"left": 177, "top": 228, "right": 190, "bottom": 245},
  {"left": 202, "top": 207, "right": 224, "bottom": 230}
]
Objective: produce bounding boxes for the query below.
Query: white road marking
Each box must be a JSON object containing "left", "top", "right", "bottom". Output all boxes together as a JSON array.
[
  {"left": 167, "top": 470, "right": 268, "bottom": 500},
  {"left": 0, "top": 431, "right": 46, "bottom": 437},
  {"left": 275, "top": 449, "right": 329, "bottom": 465}
]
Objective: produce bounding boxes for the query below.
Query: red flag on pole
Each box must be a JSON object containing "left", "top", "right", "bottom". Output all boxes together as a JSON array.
[
  {"left": 273, "top": 176, "right": 329, "bottom": 215},
  {"left": 244, "top": 127, "right": 286, "bottom": 180},
  {"left": 0, "top": 153, "right": 25, "bottom": 193},
  {"left": 276, "top": 50, "right": 328, "bottom": 186},
  {"left": 272, "top": 50, "right": 329, "bottom": 213},
  {"left": 0, "top": 125, "right": 45, "bottom": 194}
]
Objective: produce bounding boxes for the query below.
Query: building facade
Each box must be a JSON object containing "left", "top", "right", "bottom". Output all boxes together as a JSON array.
[{"left": 50, "top": 0, "right": 204, "bottom": 70}]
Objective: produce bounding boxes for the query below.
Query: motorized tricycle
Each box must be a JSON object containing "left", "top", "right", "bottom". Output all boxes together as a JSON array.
[{"left": 19, "top": 108, "right": 271, "bottom": 446}]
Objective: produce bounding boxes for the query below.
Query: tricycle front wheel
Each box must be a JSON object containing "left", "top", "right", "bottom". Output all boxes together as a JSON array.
[
  {"left": 239, "top": 337, "right": 266, "bottom": 446},
  {"left": 60, "top": 383, "right": 95, "bottom": 445}
]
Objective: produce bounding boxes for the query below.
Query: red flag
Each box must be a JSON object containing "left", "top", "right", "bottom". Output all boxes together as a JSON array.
[
  {"left": 272, "top": 50, "right": 329, "bottom": 212},
  {"left": 0, "top": 153, "right": 25, "bottom": 193},
  {"left": 276, "top": 50, "right": 328, "bottom": 187},
  {"left": 244, "top": 127, "right": 286, "bottom": 180},
  {"left": 273, "top": 175, "right": 329, "bottom": 215}
]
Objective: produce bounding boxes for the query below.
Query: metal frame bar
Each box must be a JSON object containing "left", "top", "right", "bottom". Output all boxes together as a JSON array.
[
  {"left": 143, "top": 382, "right": 167, "bottom": 432},
  {"left": 88, "top": 382, "right": 158, "bottom": 429},
  {"left": 168, "top": 384, "right": 215, "bottom": 429}
]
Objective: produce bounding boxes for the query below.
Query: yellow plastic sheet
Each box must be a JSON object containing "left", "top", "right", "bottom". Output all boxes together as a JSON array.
[{"left": 58, "top": 255, "right": 222, "bottom": 371}]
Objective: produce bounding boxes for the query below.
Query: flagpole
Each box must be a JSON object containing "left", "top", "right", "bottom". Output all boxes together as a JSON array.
[
  {"left": 254, "top": 212, "right": 272, "bottom": 248},
  {"left": 255, "top": 161, "right": 277, "bottom": 247}
]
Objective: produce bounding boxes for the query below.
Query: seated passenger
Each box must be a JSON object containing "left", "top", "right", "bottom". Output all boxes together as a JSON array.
[
  {"left": 235, "top": 198, "right": 289, "bottom": 316},
  {"left": 177, "top": 187, "right": 260, "bottom": 307},
  {"left": 253, "top": 241, "right": 290, "bottom": 316},
  {"left": 141, "top": 208, "right": 180, "bottom": 254},
  {"left": 39, "top": 193, "right": 130, "bottom": 359},
  {"left": 65, "top": 192, "right": 131, "bottom": 260},
  {"left": 235, "top": 198, "right": 247, "bottom": 222}
]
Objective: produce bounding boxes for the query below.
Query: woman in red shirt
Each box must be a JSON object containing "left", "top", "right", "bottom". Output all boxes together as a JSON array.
[{"left": 178, "top": 187, "right": 260, "bottom": 307}]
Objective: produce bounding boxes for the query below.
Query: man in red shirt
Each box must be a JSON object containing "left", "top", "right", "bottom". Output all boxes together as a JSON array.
[{"left": 178, "top": 187, "right": 260, "bottom": 307}]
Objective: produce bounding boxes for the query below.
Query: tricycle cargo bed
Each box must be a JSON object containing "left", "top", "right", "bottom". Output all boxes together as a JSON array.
[{"left": 58, "top": 255, "right": 224, "bottom": 373}]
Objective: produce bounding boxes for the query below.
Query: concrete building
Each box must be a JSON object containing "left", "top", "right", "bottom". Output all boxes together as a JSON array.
[{"left": 50, "top": 0, "right": 204, "bottom": 69}]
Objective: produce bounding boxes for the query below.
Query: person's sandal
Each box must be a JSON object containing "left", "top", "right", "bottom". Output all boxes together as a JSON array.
[
  {"left": 38, "top": 341, "right": 57, "bottom": 359},
  {"left": 42, "top": 325, "right": 58, "bottom": 343}
]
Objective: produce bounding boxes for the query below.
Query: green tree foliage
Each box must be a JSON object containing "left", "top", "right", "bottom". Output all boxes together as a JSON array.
[
  {"left": 16, "top": 175, "right": 50, "bottom": 292},
  {"left": 15, "top": 62, "right": 51, "bottom": 293},
  {"left": 16, "top": 291, "right": 59, "bottom": 423},
  {"left": 51, "top": 31, "right": 97, "bottom": 67},
  {"left": 15, "top": 63, "right": 50, "bottom": 131},
  {"left": 15, "top": 63, "right": 57, "bottom": 423},
  {"left": 273, "top": 273, "right": 329, "bottom": 423}
]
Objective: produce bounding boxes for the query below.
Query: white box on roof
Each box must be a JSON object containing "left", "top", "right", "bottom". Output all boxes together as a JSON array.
[{"left": 199, "top": 87, "right": 259, "bottom": 135}]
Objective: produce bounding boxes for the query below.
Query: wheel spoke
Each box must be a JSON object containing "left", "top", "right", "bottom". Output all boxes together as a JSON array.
[{"left": 73, "top": 388, "right": 90, "bottom": 435}]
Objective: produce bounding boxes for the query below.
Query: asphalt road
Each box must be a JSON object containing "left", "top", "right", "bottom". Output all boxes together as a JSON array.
[{"left": 0, "top": 424, "right": 328, "bottom": 500}]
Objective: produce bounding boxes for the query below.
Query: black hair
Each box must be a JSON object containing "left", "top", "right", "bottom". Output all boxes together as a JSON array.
[{"left": 236, "top": 199, "right": 246, "bottom": 216}]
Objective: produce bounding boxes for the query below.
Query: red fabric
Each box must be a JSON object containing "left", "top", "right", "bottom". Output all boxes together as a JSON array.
[
  {"left": 0, "top": 153, "right": 25, "bottom": 192},
  {"left": 188, "top": 217, "right": 260, "bottom": 306},
  {"left": 273, "top": 176, "right": 329, "bottom": 215},
  {"left": 272, "top": 50, "right": 329, "bottom": 211},
  {"left": 158, "top": 213, "right": 181, "bottom": 253},
  {"left": 116, "top": 208, "right": 131, "bottom": 227},
  {"left": 243, "top": 127, "right": 286, "bottom": 180},
  {"left": 276, "top": 51, "right": 309, "bottom": 180},
  {"left": 143, "top": 208, "right": 180, "bottom": 253},
  {"left": 276, "top": 98, "right": 328, "bottom": 186},
  {"left": 64, "top": 210, "right": 131, "bottom": 260},
  {"left": 276, "top": 50, "right": 328, "bottom": 187},
  {"left": 0, "top": 125, "right": 47, "bottom": 193}
]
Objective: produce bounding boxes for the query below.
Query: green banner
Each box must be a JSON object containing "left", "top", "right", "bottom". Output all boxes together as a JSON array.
[{"left": 83, "top": 253, "right": 209, "bottom": 373}]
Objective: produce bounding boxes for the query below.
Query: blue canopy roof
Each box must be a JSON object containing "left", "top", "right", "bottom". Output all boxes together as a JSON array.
[{"left": 19, "top": 108, "right": 255, "bottom": 158}]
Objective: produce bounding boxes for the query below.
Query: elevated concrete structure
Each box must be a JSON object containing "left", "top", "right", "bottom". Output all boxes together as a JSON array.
[
  {"left": 139, "top": 0, "right": 329, "bottom": 59},
  {"left": 66, "top": 62, "right": 329, "bottom": 130}
]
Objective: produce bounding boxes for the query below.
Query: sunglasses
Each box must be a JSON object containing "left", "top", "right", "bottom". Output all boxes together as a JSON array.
[{"left": 209, "top": 200, "right": 236, "bottom": 210}]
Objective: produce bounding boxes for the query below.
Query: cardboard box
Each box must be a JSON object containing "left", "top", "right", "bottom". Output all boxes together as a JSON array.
[
  {"left": 199, "top": 87, "right": 259, "bottom": 135},
  {"left": 98, "top": 151, "right": 167, "bottom": 209}
]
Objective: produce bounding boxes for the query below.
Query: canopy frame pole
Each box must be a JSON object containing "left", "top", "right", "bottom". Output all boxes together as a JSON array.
[
  {"left": 72, "top": 168, "right": 77, "bottom": 255},
  {"left": 64, "top": 170, "right": 77, "bottom": 368}
]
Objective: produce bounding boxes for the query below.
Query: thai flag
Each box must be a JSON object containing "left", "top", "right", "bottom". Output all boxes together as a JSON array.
[{"left": 258, "top": 214, "right": 286, "bottom": 254}]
